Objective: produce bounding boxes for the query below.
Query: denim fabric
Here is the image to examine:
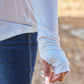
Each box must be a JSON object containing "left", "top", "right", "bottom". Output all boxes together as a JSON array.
[{"left": 0, "top": 32, "right": 38, "bottom": 84}]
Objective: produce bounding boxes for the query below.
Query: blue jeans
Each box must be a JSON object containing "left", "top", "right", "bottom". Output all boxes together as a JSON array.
[{"left": 0, "top": 32, "right": 38, "bottom": 84}]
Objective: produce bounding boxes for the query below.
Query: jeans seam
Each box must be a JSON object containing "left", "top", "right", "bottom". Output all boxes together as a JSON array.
[{"left": 28, "top": 33, "right": 32, "bottom": 84}]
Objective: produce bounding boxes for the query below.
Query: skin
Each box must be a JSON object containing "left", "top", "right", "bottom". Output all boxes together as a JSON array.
[{"left": 41, "top": 58, "right": 67, "bottom": 83}]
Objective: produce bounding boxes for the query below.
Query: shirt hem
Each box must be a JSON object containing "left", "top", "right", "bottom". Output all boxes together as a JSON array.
[{"left": 0, "top": 27, "right": 37, "bottom": 41}]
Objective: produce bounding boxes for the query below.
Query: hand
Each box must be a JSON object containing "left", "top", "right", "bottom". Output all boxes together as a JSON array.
[
  {"left": 41, "top": 58, "right": 67, "bottom": 83},
  {"left": 50, "top": 72, "right": 67, "bottom": 82}
]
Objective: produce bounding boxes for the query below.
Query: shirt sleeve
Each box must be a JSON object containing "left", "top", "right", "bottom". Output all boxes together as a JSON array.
[{"left": 31, "top": 0, "right": 70, "bottom": 75}]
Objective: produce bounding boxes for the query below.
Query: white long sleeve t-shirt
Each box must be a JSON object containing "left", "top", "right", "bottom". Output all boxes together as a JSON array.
[{"left": 0, "top": 0, "right": 70, "bottom": 75}]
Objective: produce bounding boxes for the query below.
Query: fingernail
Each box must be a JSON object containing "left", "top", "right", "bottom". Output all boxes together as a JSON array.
[
  {"left": 40, "top": 73, "right": 45, "bottom": 78},
  {"left": 41, "top": 70, "right": 44, "bottom": 74}
]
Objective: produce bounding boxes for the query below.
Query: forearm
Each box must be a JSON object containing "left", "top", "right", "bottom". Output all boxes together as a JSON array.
[{"left": 31, "top": 0, "right": 70, "bottom": 75}]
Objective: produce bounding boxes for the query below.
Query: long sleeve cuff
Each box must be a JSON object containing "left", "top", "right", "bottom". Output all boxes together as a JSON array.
[
  {"left": 53, "top": 62, "right": 70, "bottom": 75},
  {"left": 39, "top": 54, "right": 70, "bottom": 75},
  {"left": 39, "top": 49, "right": 70, "bottom": 75}
]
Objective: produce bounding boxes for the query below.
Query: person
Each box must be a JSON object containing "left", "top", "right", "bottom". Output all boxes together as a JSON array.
[{"left": 0, "top": 0, "right": 70, "bottom": 84}]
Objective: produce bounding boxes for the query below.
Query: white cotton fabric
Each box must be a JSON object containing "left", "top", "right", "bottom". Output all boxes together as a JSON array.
[{"left": 0, "top": 0, "right": 70, "bottom": 75}]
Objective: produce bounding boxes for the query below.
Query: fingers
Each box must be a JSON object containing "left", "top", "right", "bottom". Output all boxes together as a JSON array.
[
  {"left": 50, "top": 73, "right": 62, "bottom": 82},
  {"left": 49, "top": 71, "right": 54, "bottom": 81},
  {"left": 50, "top": 72, "right": 67, "bottom": 83},
  {"left": 45, "top": 77, "right": 50, "bottom": 84},
  {"left": 40, "top": 71, "right": 54, "bottom": 84},
  {"left": 40, "top": 71, "right": 45, "bottom": 78},
  {"left": 58, "top": 72, "right": 66, "bottom": 81},
  {"left": 40, "top": 58, "right": 68, "bottom": 83},
  {"left": 41, "top": 58, "right": 51, "bottom": 77},
  {"left": 43, "top": 62, "right": 51, "bottom": 77}
]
